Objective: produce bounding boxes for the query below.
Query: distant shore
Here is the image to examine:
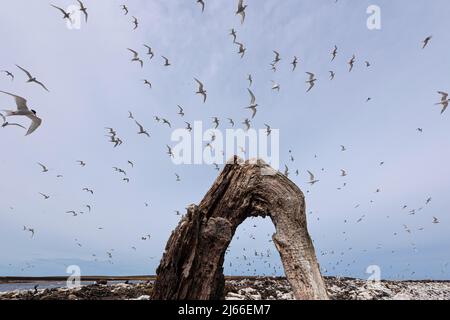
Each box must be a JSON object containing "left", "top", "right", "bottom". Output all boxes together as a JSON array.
[{"left": 1, "top": 277, "right": 450, "bottom": 300}]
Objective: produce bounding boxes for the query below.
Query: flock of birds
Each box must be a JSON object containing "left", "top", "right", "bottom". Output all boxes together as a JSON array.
[{"left": 1, "top": 0, "right": 448, "bottom": 278}]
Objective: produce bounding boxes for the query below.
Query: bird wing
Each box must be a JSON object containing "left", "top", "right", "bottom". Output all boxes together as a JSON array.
[
  {"left": 51, "top": 4, "right": 68, "bottom": 16},
  {"left": 135, "top": 120, "right": 144, "bottom": 131},
  {"left": 15, "top": 65, "right": 33, "bottom": 79},
  {"left": 0, "top": 90, "right": 29, "bottom": 111},
  {"left": 307, "top": 170, "right": 315, "bottom": 181},
  {"left": 33, "top": 79, "right": 50, "bottom": 92},
  {"left": 25, "top": 114, "right": 42, "bottom": 135},
  {"left": 127, "top": 48, "right": 139, "bottom": 57},
  {"left": 8, "top": 123, "right": 27, "bottom": 129},
  {"left": 0, "top": 113, "right": 5, "bottom": 123},
  {"left": 247, "top": 88, "right": 256, "bottom": 104},
  {"left": 194, "top": 78, "right": 204, "bottom": 90},
  {"left": 306, "top": 72, "right": 314, "bottom": 80},
  {"left": 438, "top": 91, "right": 448, "bottom": 101}
]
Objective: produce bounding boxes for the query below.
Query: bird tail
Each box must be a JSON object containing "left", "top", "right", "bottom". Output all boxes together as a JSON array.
[{"left": 1, "top": 110, "right": 14, "bottom": 117}]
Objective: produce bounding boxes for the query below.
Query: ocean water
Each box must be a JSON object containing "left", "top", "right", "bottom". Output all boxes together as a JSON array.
[
  {"left": 0, "top": 281, "right": 96, "bottom": 293},
  {"left": 0, "top": 280, "right": 146, "bottom": 293}
]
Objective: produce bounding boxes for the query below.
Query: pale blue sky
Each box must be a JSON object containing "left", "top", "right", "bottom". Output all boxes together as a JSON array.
[{"left": 0, "top": 0, "right": 449, "bottom": 280}]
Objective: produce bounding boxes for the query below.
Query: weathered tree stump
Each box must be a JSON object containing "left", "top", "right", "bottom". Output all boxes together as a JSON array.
[{"left": 151, "top": 158, "right": 329, "bottom": 300}]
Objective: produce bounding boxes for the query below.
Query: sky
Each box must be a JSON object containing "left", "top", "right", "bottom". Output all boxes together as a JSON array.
[{"left": 0, "top": 0, "right": 449, "bottom": 281}]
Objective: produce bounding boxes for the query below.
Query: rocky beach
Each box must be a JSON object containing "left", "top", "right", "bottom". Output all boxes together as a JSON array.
[{"left": 1, "top": 277, "right": 449, "bottom": 300}]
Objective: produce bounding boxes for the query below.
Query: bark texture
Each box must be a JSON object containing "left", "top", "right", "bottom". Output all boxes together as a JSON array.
[{"left": 151, "top": 158, "right": 328, "bottom": 300}]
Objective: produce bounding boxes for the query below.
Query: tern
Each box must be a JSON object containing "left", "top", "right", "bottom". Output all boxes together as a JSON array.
[
  {"left": 348, "top": 55, "right": 356, "bottom": 72},
  {"left": 271, "top": 81, "right": 280, "bottom": 92},
  {"left": 246, "top": 88, "right": 258, "bottom": 118},
  {"left": 1, "top": 70, "right": 14, "bottom": 81},
  {"left": 197, "top": 0, "right": 205, "bottom": 12},
  {"left": 422, "top": 35, "right": 432, "bottom": 49},
  {"left": 435, "top": 91, "right": 449, "bottom": 114},
  {"left": 135, "top": 121, "right": 150, "bottom": 137},
  {"left": 236, "top": 0, "right": 247, "bottom": 24},
  {"left": 121, "top": 5, "right": 128, "bottom": 15},
  {"left": 77, "top": 0, "right": 88, "bottom": 22},
  {"left": 127, "top": 49, "right": 143, "bottom": 68},
  {"left": 143, "top": 45, "right": 154, "bottom": 59},
  {"left": 247, "top": 74, "right": 252, "bottom": 87},
  {"left": 162, "top": 56, "right": 171, "bottom": 66},
  {"left": 291, "top": 56, "right": 298, "bottom": 71},
  {"left": 329, "top": 71, "right": 335, "bottom": 80},
  {"left": 0, "top": 91, "right": 42, "bottom": 135},
  {"left": 230, "top": 29, "right": 237, "bottom": 43},
  {"left": 51, "top": 4, "right": 71, "bottom": 20},
  {"left": 307, "top": 170, "right": 319, "bottom": 185},
  {"left": 37, "top": 163, "right": 49, "bottom": 173},
  {"left": 235, "top": 41, "right": 246, "bottom": 58},
  {"left": 306, "top": 72, "right": 316, "bottom": 92},
  {"left": 194, "top": 78, "right": 207, "bottom": 103},
  {"left": 15, "top": 65, "right": 49, "bottom": 92},
  {"left": 331, "top": 45, "right": 338, "bottom": 61},
  {"left": 132, "top": 16, "right": 139, "bottom": 30}
]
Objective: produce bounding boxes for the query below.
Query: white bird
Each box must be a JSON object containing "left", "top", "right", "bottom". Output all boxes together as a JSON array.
[
  {"left": 196, "top": 0, "right": 205, "bottom": 12},
  {"left": 307, "top": 170, "right": 319, "bottom": 185},
  {"left": 435, "top": 91, "right": 449, "bottom": 114},
  {"left": 0, "top": 91, "right": 42, "bottom": 135},
  {"left": 246, "top": 88, "right": 258, "bottom": 118},
  {"left": 271, "top": 81, "right": 280, "bottom": 92}
]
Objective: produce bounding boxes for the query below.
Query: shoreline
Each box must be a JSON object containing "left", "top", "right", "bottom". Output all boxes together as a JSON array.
[
  {"left": 1, "top": 275, "right": 449, "bottom": 284},
  {"left": 1, "top": 277, "right": 450, "bottom": 300}
]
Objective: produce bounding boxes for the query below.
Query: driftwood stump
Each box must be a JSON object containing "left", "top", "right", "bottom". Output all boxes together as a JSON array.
[{"left": 151, "top": 158, "right": 328, "bottom": 300}]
